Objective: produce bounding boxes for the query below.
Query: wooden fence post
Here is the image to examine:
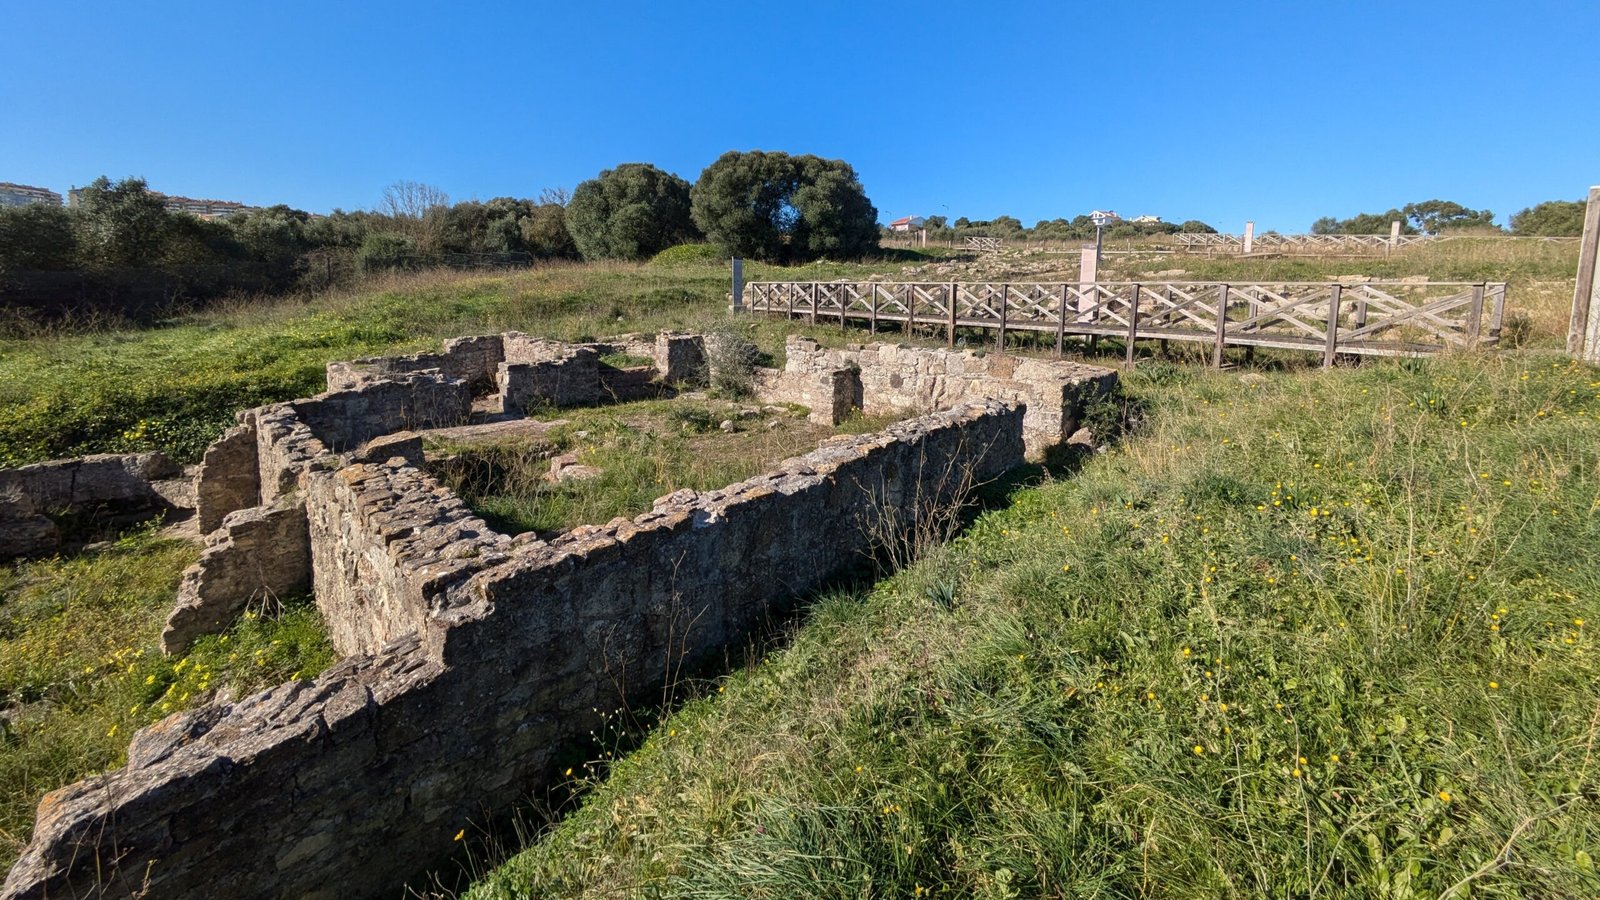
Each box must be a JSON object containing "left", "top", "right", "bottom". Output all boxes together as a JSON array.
[
  {"left": 1487, "top": 283, "right": 1507, "bottom": 343},
  {"left": 998, "top": 284, "right": 1009, "bottom": 350},
  {"left": 1567, "top": 186, "right": 1600, "bottom": 362},
  {"left": 869, "top": 285, "right": 878, "bottom": 335},
  {"left": 809, "top": 282, "right": 817, "bottom": 326},
  {"left": 1213, "top": 284, "right": 1230, "bottom": 367},
  {"left": 1056, "top": 284, "right": 1068, "bottom": 357},
  {"left": 839, "top": 284, "right": 847, "bottom": 331},
  {"left": 1126, "top": 284, "right": 1141, "bottom": 365},
  {"left": 1323, "top": 284, "right": 1342, "bottom": 368},
  {"left": 947, "top": 282, "right": 957, "bottom": 347},
  {"left": 1466, "top": 283, "right": 1485, "bottom": 348},
  {"left": 903, "top": 284, "right": 913, "bottom": 337}
]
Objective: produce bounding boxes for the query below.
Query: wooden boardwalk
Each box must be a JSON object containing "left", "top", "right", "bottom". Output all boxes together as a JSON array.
[{"left": 743, "top": 280, "right": 1508, "bottom": 365}]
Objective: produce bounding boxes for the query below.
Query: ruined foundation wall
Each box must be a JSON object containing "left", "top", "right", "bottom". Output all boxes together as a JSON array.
[
  {"left": 305, "top": 460, "right": 511, "bottom": 658},
  {"left": 3, "top": 402, "right": 1026, "bottom": 900},
  {"left": 293, "top": 373, "right": 471, "bottom": 452},
  {"left": 325, "top": 334, "right": 505, "bottom": 393},
  {"left": 766, "top": 337, "right": 1118, "bottom": 453}
]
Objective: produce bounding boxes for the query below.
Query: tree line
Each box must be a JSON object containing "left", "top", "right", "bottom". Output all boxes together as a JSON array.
[
  {"left": 1310, "top": 198, "right": 1587, "bottom": 237},
  {"left": 0, "top": 150, "right": 885, "bottom": 306},
  {"left": 911, "top": 215, "right": 1217, "bottom": 243}
]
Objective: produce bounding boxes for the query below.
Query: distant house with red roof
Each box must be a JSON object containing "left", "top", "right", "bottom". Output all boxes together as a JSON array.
[{"left": 888, "top": 215, "right": 926, "bottom": 233}]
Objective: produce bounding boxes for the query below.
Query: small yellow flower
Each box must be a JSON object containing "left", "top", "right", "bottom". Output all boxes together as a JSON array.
[
  {"left": 1329, "top": 754, "right": 1340, "bottom": 763},
  {"left": 1193, "top": 744, "right": 1204, "bottom": 755},
  {"left": 1488, "top": 681, "right": 1499, "bottom": 690},
  {"left": 1292, "top": 768, "right": 1303, "bottom": 778},
  {"left": 1438, "top": 790, "right": 1452, "bottom": 803},
  {"left": 454, "top": 829, "right": 466, "bottom": 842}
]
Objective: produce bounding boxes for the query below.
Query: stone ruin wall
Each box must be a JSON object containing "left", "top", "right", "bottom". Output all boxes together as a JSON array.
[
  {"left": 0, "top": 453, "right": 191, "bottom": 560},
  {"left": 758, "top": 336, "right": 1119, "bottom": 455},
  {"left": 3, "top": 329, "right": 1116, "bottom": 900}
]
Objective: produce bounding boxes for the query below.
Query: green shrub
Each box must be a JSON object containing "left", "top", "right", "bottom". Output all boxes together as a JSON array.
[{"left": 648, "top": 243, "right": 723, "bottom": 266}]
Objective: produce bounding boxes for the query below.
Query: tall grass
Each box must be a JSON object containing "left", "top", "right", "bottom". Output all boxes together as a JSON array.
[{"left": 468, "top": 352, "right": 1600, "bottom": 899}]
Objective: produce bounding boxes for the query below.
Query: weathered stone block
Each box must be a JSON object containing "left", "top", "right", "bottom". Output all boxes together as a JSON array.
[
  {"left": 161, "top": 498, "right": 312, "bottom": 656},
  {"left": 195, "top": 424, "right": 260, "bottom": 534},
  {"left": 654, "top": 332, "right": 707, "bottom": 385}
]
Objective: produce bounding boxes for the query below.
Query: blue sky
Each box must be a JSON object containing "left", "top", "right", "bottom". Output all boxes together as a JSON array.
[{"left": 3, "top": 0, "right": 1596, "bottom": 231}]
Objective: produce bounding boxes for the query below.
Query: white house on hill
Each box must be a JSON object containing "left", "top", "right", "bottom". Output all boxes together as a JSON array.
[{"left": 888, "top": 216, "right": 926, "bottom": 233}]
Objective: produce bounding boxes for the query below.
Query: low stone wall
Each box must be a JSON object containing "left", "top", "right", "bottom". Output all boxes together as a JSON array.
[
  {"left": 0, "top": 452, "right": 185, "bottom": 559},
  {"left": 759, "top": 336, "right": 1119, "bottom": 454},
  {"left": 326, "top": 334, "right": 505, "bottom": 393},
  {"left": 293, "top": 373, "right": 472, "bottom": 453},
  {"left": 3, "top": 401, "right": 1026, "bottom": 900}
]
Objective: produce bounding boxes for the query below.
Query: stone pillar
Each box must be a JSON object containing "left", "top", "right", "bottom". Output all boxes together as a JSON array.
[
  {"left": 1389, "top": 219, "right": 1402, "bottom": 247},
  {"left": 730, "top": 257, "right": 743, "bottom": 312},
  {"left": 1567, "top": 186, "right": 1600, "bottom": 362},
  {"left": 1242, "top": 221, "right": 1255, "bottom": 255}
]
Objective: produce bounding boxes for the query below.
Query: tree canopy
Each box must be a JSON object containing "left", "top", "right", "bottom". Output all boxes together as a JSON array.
[
  {"left": 565, "top": 164, "right": 697, "bottom": 261},
  {"left": 1509, "top": 199, "right": 1587, "bottom": 236},
  {"left": 690, "top": 151, "right": 879, "bottom": 263},
  {"left": 1402, "top": 200, "right": 1496, "bottom": 234}
]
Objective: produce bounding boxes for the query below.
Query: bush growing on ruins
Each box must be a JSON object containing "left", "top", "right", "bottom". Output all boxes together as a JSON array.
[
  {"left": 566, "top": 164, "right": 698, "bottom": 261},
  {"left": 1510, "top": 199, "right": 1587, "bottom": 236},
  {"left": 690, "top": 150, "right": 879, "bottom": 263},
  {"left": 702, "top": 327, "right": 762, "bottom": 397}
]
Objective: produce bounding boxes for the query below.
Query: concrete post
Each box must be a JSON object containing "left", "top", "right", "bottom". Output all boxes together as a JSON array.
[
  {"left": 1568, "top": 186, "right": 1600, "bottom": 361},
  {"left": 730, "top": 257, "right": 744, "bottom": 313},
  {"left": 1389, "top": 220, "right": 1401, "bottom": 247},
  {"left": 1078, "top": 244, "right": 1098, "bottom": 321},
  {"left": 1242, "top": 221, "right": 1255, "bottom": 255}
]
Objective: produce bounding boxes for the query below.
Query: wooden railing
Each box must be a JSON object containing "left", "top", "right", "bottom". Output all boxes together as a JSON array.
[
  {"left": 743, "top": 280, "right": 1508, "bottom": 365},
  {"left": 1175, "top": 233, "right": 1435, "bottom": 252}
]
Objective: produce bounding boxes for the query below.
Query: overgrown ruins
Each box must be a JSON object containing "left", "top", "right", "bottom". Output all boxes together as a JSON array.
[{"left": 1, "top": 330, "right": 1116, "bottom": 900}]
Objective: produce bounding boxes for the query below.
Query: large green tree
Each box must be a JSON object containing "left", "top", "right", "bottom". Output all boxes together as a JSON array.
[
  {"left": 566, "top": 164, "right": 696, "bottom": 261},
  {"left": 690, "top": 150, "right": 878, "bottom": 262},
  {"left": 1509, "top": 199, "right": 1587, "bottom": 236},
  {"left": 1402, "top": 199, "right": 1497, "bottom": 234},
  {"left": 72, "top": 176, "right": 172, "bottom": 267}
]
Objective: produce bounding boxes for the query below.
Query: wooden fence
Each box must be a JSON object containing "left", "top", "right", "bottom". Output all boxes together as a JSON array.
[
  {"left": 1175, "top": 233, "right": 1434, "bottom": 253},
  {"left": 744, "top": 280, "right": 1509, "bottom": 365}
]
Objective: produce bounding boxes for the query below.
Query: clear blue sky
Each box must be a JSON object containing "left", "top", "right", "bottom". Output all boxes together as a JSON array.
[{"left": 4, "top": 0, "right": 1596, "bottom": 232}]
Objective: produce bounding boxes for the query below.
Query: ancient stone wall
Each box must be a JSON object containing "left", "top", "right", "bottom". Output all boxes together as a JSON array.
[
  {"left": 760, "top": 336, "right": 1118, "bottom": 454},
  {"left": 2, "top": 401, "right": 1027, "bottom": 900},
  {"left": 0, "top": 452, "right": 186, "bottom": 559},
  {"left": 325, "top": 334, "right": 505, "bottom": 393},
  {"left": 304, "top": 458, "right": 510, "bottom": 658},
  {"left": 292, "top": 373, "right": 471, "bottom": 452}
]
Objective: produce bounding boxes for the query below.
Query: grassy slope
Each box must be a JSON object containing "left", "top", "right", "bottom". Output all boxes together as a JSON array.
[
  {"left": 0, "top": 255, "right": 927, "bottom": 467},
  {"left": 471, "top": 354, "right": 1600, "bottom": 898},
  {"left": 0, "top": 527, "right": 334, "bottom": 869}
]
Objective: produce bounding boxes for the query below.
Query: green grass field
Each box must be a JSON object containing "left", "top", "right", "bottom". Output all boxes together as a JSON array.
[
  {"left": 1, "top": 241, "right": 1596, "bottom": 893},
  {"left": 468, "top": 353, "right": 1600, "bottom": 899}
]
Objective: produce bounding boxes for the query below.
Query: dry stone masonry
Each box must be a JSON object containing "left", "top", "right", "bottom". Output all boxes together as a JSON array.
[
  {"left": 0, "top": 452, "right": 190, "bottom": 559},
  {"left": 1, "top": 330, "right": 1115, "bottom": 900}
]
